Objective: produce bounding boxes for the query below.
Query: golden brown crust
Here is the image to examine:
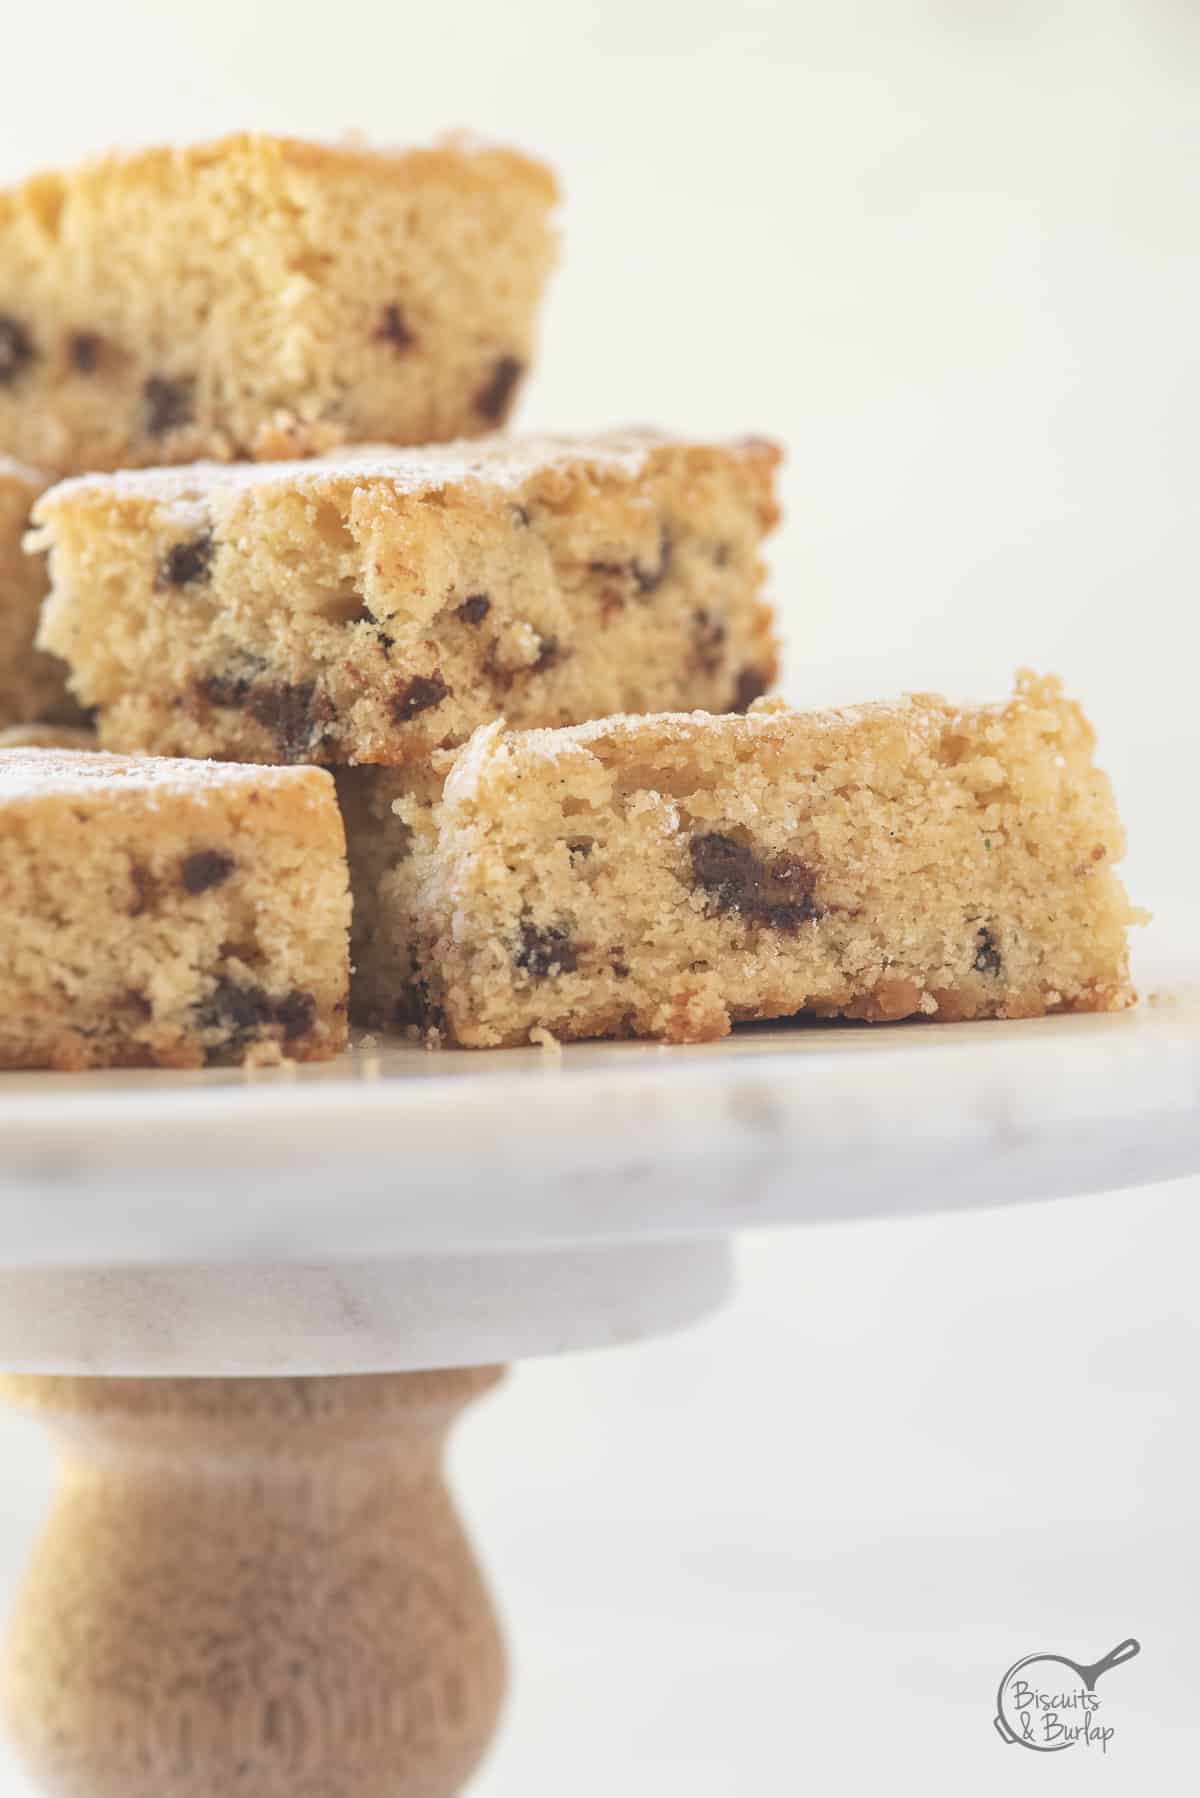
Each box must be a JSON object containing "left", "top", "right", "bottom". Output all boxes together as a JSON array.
[
  {"left": 36, "top": 429, "right": 781, "bottom": 516},
  {"left": 0, "top": 132, "right": 559, "bottom": 228}
]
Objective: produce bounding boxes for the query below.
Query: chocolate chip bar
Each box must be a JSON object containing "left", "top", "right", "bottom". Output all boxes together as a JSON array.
[
  {"left": 353, "top": 673, "right": 1139, "bottom": 1045},
  {"left": 34, "top": 430, "right": 781, "bottom": 766},
  {"left": 0, "top": 749, "right": 350, "bottom": 1068},
  {"left": 0, "top": 133, "right": 557, "bottom": 474},
  {"left": 0, "top": 456, "right": 79, "bottom": 727}
]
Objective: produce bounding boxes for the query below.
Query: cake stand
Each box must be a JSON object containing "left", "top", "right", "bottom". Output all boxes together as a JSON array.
[{"left": 0, "top": 985, "right": 1197, "bottom": 1798}]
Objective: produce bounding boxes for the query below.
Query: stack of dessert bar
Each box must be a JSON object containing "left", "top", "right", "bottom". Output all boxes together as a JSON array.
[{"left": 0, "top": 134, "right": 1140, "bottom": 1068}]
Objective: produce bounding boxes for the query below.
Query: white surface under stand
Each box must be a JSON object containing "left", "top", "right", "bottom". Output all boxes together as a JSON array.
[{"left": 0, "top": 991, "right": 1196, "bottom": 1798}]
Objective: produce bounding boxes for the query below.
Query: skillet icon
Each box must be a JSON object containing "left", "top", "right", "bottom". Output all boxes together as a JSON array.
[{"left": 994, "top": 1638, "right": 1140, "bottom": 1751}]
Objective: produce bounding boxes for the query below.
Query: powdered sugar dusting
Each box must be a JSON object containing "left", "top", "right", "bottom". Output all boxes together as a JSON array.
[
  {"left": 0, "top": 748, "right": 330, "bottom": 804},
  {"left": 33, "top": 430, "right": 710, "bottom": 521}
]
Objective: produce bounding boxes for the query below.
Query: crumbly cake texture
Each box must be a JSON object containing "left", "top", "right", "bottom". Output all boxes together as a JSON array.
[
  {"left": 0, "top": 133, "right": 558, "bottom": 475},
  {"left": 0, "top": 749, "right": 350, "bottom": 1069},
  {"left": 0, "top": 456, "right": 79, "bottom": 726},
  {"left": 34, "top": 431, "right": 781, "bottom": 766},
  {"left": 347, "top": 673, "right": 1139, "bottom": 1046}
]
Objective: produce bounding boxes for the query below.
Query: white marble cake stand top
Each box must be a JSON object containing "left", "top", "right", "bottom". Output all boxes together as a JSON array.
[{"left": 0, "top": 979, "right": 1195, "bottom": 1375}]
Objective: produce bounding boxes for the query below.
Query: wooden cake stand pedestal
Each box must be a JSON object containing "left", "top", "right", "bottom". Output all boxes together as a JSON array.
[
  {"left": 0, "top": 1371, "right": 506, "bottom": 1798},
  {"left": 0, "top": 989, "right": 1196, "bottom": 1796}
]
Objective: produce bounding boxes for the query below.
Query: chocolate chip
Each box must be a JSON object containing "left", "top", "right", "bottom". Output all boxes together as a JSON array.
[
  {"left": 588, "top": 547, "right": 668, "bottom": 590},
  {"left": 346, "top": 600, "right": 391, "bottom": 651},
  {"left": 393, "top": 979, "right": 444, "bottom": 1035},
  {"left": 634, "top": 527, "right": 672, "bottom": 595},
  {"left": 973, "top": 927, "right": 1002, "bottom": 976},
  {"left": 157, "top": 531, "right": 214, "bottom": 589},
  {"left": 0, "top": 314, "right": 34, "bottom": 385},
  {"left": 474, "top": 354, "right": 524, "bottom": 423},
  {"left": 248, "top": 680, "right": 331, "bottom": 761},
  {"left": 732, "top": 667, "right": 769, "bottom": 712},
  {"left": 196, "top": 670, "right": 254, "bottom": 709},
  {"left": 67, "top": 332, "right": 105, "bottom": 374},
  {"left": 515, "top": 921, "right": 579, "bottom": 979},
  {"left": 456, "top": 594, "right": 491, "bottom": 627},
  {"left": 144, "top": 376, "right": 193, "bottom": 436},
  {"left": 392, "top": 671, "right": 450, "bottom": 722},
  {"left": 689, "top": 833, "right": 821, "bottom": 931},
  {"left": 530, "top": 635, "right": 562, "bottom": 675},
  {"left": 193, "top": 979, "right": 315, "bottom": 1051},
  {"left": 376, "top": 304, "right": 415, "bottom": 350},
  {"left": 511, "top": 504, "right": 531, "bottom": 527},
  {"left": 566, "top": 837, "right": 594, "bottom": 862},
  {"left": 128, "top": 864, "right": 157, "bottom": 917},
  {"left": 181, "top": 849, "right": 234, "bottom": 894},
  {"left": 691, "top": 608, "right": 727, "bottom": 676},
  {"left": 275, "top": 990, "right": 316, "bottom": 1039},
  {"left": 195, "top": 977, "right": 274, "bottom": 1048}
]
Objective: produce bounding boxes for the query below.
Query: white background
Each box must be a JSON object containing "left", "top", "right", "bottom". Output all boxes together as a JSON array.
[{"left": 2, "top": 0, "right": 1198, "bottom": 1791}]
